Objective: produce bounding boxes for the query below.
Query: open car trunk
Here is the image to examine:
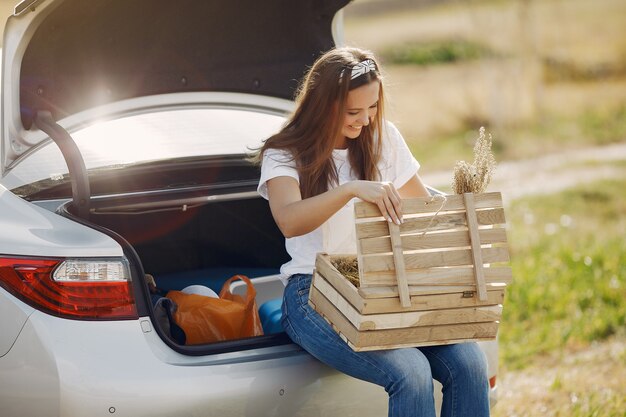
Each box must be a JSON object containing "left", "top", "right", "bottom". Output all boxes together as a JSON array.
[
  {"left": 3, "top": 0, "right": 349, "bottom": 356},
  {"left": 59, "top": 159, "right": 291, "bottom": 353}
]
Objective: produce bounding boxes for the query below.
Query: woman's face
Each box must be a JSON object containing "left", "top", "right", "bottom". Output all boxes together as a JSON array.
[{"left": 336, "top": 80, "right": 380, "bottom": 149}]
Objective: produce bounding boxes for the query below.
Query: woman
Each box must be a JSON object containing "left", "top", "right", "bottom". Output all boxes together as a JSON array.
[{"left": 255, "top": 47, "right": 490, "bottom": 417}]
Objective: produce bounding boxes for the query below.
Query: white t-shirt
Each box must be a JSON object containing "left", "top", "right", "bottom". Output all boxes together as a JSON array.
[{"left": 257, "top": 121, "right": 420, "bottom": 285}]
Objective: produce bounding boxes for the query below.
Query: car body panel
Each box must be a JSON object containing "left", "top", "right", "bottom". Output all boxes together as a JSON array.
[
  {"left": 0, "top": 289, "right": 34, "bottom": 358},
  {"left": 0, "top": 311, "right": 389, "bottom": 417},
  {"left": 0, "top": 184, "right": 121, "bottom": 257}
]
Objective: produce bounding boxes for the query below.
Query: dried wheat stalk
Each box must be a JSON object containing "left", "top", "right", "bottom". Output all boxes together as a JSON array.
[{"left": 452, "top": 127, "right": 497, "bottom": 194}]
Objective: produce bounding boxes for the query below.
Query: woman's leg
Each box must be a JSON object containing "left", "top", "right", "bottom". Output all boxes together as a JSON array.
[
  {"left": 420, "top": 343, "right": 490, "bottom": 417},
  {"left": 282, "top": 274, "right": 437, "bottom": 417}
]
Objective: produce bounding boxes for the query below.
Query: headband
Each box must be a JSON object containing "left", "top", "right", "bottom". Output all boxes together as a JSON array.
[{"left": 341, "top": 59, "right": 377, "bottom": 81}]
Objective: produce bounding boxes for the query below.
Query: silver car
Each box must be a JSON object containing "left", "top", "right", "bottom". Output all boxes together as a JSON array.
[{"left": 0, "top": 1, "right": 498, "bottom": 416}]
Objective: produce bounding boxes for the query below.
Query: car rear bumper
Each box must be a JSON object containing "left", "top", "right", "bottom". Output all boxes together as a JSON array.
[{"left": 0, "top": 310, "right": 391, "bottom": 417}]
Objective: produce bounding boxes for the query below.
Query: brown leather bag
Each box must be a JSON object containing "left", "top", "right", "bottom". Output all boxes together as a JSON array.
[{"left": 166, "top": 275, "right": 264, "bottom": 345}]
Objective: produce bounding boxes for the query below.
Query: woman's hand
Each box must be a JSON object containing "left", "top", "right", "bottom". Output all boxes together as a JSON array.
[
  {"left": 348, "top": 180, "right": 403, "bottom": 225},
  {"left": 266, "top": 175, "right": 426, "bottom": 238}
]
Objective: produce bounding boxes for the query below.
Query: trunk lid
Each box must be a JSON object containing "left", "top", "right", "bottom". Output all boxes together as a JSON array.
[{"left": 2, "top": 0, "right": 349, "bottom": 175}]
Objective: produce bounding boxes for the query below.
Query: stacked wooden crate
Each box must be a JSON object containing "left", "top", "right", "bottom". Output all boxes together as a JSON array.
[{"left": 309, "top": 192, "right": 511, "bottom": 351}]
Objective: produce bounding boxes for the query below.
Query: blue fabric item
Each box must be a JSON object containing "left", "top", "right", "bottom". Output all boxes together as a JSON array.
[
  {"left": 282, "top": 274, "right": 490, "bottom": 417},
  {"left": 259, "top": 298, "right": 284, "bottom": 335}
]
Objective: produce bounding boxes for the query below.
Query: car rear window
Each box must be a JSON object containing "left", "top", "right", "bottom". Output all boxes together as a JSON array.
[{"left": 2, "top": 107, "right": 286, "bottom": 191}]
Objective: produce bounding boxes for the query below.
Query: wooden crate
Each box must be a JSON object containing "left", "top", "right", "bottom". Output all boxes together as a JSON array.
[{"left": 309, "top": 192, "right": 511, "bottom": 351}]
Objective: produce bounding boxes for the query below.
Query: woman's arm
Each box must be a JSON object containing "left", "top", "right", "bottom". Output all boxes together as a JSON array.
[
  {"left": 267, "top": 176, "right": 403, "bottom": 238},
  {"left": 398, "top": 173, "right": 430, "bottom": 198}
]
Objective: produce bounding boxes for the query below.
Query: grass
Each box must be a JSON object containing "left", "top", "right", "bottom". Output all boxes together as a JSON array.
[
  {"left": 570, "top": 394, "right": 626, "bottom": 417},
  {"left": 519, "top": 102, "right": 626, "bottom": 152},
  {"left": 407, "top": 129, "right": 479, "bottom": 172},
  {"left": 500, "top": 178, "right": 626, "bottom": 370},
  {"left": 580, "top": 103, "right": 626, "bottom": 145},
  {"left": 543, "top": 57, "right": 626, "bottom": 83},
  {"left": 379, "top": 39, "right": 496, "bottom": 66},
  {"left": 405, "top": 102, "right": 626, "bottom": 171}
]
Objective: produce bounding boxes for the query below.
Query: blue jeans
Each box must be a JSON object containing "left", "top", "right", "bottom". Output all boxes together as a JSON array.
[{"left": 281, "top": 274, "right": 490, "bottom": 417}]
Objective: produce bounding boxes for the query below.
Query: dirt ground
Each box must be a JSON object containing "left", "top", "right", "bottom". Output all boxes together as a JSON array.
[{"left": 492, "top": 336, "right": 626, "bottom": 417}]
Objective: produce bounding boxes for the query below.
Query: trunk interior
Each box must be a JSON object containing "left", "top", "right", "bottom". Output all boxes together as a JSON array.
[{"left": 74, "top": 191, "right": 291, "bottom": 350}]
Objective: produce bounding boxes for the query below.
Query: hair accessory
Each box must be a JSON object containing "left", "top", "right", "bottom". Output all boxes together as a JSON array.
[{"left": 341, "top": 59, "right": 377, "bottom": 81}]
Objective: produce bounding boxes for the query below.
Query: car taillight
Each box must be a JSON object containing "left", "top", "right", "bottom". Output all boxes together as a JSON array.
[
  {"left": 0, "top": 257, "right": 138, "bottom": 320},
  {"left": 489, "top": 375, "right": 497, "bottom": 389}
]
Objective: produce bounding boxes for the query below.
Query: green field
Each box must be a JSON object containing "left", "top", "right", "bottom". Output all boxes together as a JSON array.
[
  {"left": 501, "top": 178, "right": 626, "bottom": 369},
  {"left": 487, "top": 177, "right": 626, "bottom": 417}
]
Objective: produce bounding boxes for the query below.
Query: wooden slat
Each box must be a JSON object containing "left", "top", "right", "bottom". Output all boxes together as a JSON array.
[
  {"left": 388, "top": 222, "right": 411, "bottom": 308},
  {"left": 360, "top": 246, "right": 510, "bottom": 275},
  {"left": 464, "top": 193, "right": 488, "bottom": 301},
  {"left": 310, "top": 297, "right": 350, "bottom": 345},
  {"left": 360, "top": 227, "right": 508, "bottom": 255},
  {"left": 349, "top": 336, "right": 498, "bottom": 352},
  {"left": 360, "top": 266, "right": 512, "bottom": 287},
  {"left": 355, "top": 192, "right": 503, "bottom": 219},
  {"left": 314, "top": 264, "right": 505, "bottom": 314},
  {"left": 356, "top": 208, "right": 506, "bottom": 240},
  {"left": 359, "top": 287, "right": 505, "bottom": 314},
  {"left": 356, "top": 211, "right": 466, "bottom": 240},
  {"left": 358, "top": 302, "right": 501, "bottom": 331},
  {"left": 314, "top": 254, "right": 364, "bottom": 311},
  {"left": 359, "top": 283, "right": 506, "bottom": 299},
  {"left": 310, "top": 289, "right": 498, "bottom": 351},
  {"left": 477, "top": 206, "right": 507, "bottom": 226},
  {"left": 312, "top": 280, "right": 502, "bottom": 331}
]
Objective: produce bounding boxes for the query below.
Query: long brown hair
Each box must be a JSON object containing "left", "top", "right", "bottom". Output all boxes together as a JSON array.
[{"left": 254, "top": 47, "right": 386, "bottom": 199}]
